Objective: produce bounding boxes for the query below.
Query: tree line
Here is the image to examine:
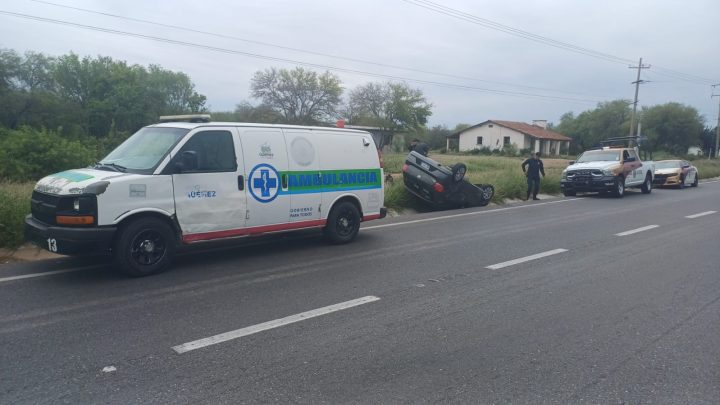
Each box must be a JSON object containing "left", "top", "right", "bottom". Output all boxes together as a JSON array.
[
  {"left": 1, "top": 47, "right": 715, "bottom": 181},
  {"left": 553, "top": 99, "right": 714, "bottom": 158}
]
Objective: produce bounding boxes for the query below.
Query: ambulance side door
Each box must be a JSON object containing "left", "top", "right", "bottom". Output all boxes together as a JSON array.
[
  {"left": 241, "top": 127, "right": 291, "bottom": 228},
  {"left": 283, "top": 129, "right": 321, "bottom": 223},
  {"left": 170, "top": 127, "right": 246, "bottom": 237}
]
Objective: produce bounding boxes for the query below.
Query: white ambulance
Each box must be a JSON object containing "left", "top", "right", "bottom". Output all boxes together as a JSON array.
[{"left": 25, "top": 116, "right": 386, "bottom": 276}]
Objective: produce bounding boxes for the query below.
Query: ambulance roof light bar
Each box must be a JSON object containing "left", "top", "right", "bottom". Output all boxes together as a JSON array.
[{"left": 158, "top": 114, "right": 211, "bottom": 123}]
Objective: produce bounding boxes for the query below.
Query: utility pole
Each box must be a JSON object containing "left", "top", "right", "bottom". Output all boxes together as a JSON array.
[
  {"left": 628, "top": 57, "right": 651, "bottom": 147},
  {"left": 713, "top": 84, "right": 720, "bottom": 158}
]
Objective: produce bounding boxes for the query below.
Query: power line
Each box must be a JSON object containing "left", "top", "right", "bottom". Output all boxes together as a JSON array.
[
  {"left": 25, "top": 0, "right": 605, "bottom": 99},
  {"left": 400, "top": 0, "right": 633, "bottom": 65},
  {"left": 0, "top": 10, "right": 605, "bottom": 105},
  {"left": 400, "top": 0, "right": 718, "bottom": 85}
]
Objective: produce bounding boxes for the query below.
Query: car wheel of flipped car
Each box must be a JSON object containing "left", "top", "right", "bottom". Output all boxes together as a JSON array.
[
  {"left": 324, "top": 201, "right": 360, "bottom": 244},
  {"left": 563, "top": 190, "right": 576, "bottom": 197},
  {"left": 451, "top": 163, "right": 467, "bottom": 183},
  {"left": 613, "top": 176, "right": 625, "bottom": 198},
  {"left": 114, "top": 217, "right": 176, "bottom": 277},
  {"left": 640, "top": 173, "right": 652, "bottom": 194},
  {"left": 692, "top": 173, "right": 698, "bottom": 187},
  {"left": 480, "top": 184, "right": 494, "bottom": 203}
]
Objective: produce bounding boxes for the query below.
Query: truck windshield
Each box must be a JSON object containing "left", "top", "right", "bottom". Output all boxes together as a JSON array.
[
  {"left": 97, "top": 127, "right": 189, "bottom": 173},
  {"left": 576, "top": 150, "right": 621, "bottom": 163}
]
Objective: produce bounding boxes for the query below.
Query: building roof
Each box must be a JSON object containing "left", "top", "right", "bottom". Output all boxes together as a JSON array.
[{"left": 449, "top": 120, "right": 572, "bottom": 141}]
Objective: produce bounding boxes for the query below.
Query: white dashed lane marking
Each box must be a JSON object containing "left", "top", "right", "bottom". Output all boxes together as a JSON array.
[
  {"left": 614, "top": 225, "right": 659, "bottom": 237},
  {"left": 485, "top": 248, "right": 568, "bottom": 270},
  {"left": 685, "top": 211, "right": 716, "bottom": 219},
  {"left": 172, "top": 296, "right": 381, "bottom": 354}
]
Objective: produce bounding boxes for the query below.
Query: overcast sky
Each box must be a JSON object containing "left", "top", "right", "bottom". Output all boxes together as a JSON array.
[{"left": 2, "top": 0, "right": 719, "bottom": 128}]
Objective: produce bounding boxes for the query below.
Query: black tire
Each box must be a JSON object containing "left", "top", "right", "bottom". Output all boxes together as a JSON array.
[
  {"left": 691, "top": 173, "right": 699, "bottom": 187},
  {"left": 678, "top": 175, "right": 685, "bottom": 189},
  {"left": 613, "top": 176, "right": 625, "bottom": 198},
  {"left": 640, "top": 173, "right": 652, "bottom": 194},
  {"left": 480, "top": 184, "right": 494, "bottom": 203},
  {"left": 114, "top": 217, "right": 176, "bottom": 277},
  {"left": 451, "top": 163, "right": 467, "bottom": 183},
  {"left": 324, "top": 201, "right": 361, "bottom": 244},
  {"left": 563, "top": 190, "right": 576, "bottom": 197}
]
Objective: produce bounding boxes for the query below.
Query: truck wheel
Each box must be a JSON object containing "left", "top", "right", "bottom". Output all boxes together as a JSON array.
[
  {"left": 114, "top": 217, "right": 176, "bottom": 277},
  {"left": 640, "top": 173, "right": 652, "bottom": 194},
  {"left": 563, "top": 190, "right": 576, "bottom": 197},
  {"left": 691, "top": 174, "right": 698, "bottom": 187},
  {"left": 451, "top": 163, "right": 467, "bottom": 183},
  {"left": 324, "top": 201, "right": 360, "bottom": 244},
  {"left": 613, "top": 176, "right": 625, "bottom": 198}
]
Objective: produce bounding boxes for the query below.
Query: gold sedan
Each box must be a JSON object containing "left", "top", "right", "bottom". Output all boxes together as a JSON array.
[{"left": 653, "top": 160, "right": 699, "bottom": 188}]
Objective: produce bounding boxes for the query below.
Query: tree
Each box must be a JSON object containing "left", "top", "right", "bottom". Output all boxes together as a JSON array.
[
  {"left": 699, "top": 126, "right": 716, "bottom": 157},
  {"left": 640, "top": 103, "right": 704, "bottom": 155},
  {"left": 344, "top": 82, "right": 432, "bottom": 131},
  {"left": 425, "top": 125, "right": 452, "bottom": 149},
  {"left": 250, "top": 67, "right": 342, "bottom": 125},
  {"left": 555, "top": 99, "right": 632, "bottom": 153}
]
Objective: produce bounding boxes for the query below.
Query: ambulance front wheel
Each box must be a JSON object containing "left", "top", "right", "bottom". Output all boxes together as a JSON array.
[
  {"left": 114, "top": 217, "right": 176, "bottom": 277},
  {"left": 324, "top": 201, "right": 361, "bottom": 244}
]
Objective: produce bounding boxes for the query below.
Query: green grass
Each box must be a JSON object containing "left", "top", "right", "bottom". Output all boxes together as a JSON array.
[
  {"left": 0, "top": 181, "right": 34, "bottom": 249},
  {"left": 693, "top": 159, "right": 720, "bottom": 179}
]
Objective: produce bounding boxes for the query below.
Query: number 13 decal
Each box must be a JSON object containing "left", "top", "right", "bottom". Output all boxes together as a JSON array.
[{"left": 47, "top": 238, "right": 57, "bottom": 252}]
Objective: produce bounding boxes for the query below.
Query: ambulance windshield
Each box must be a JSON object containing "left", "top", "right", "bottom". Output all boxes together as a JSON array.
[{"left": 98, "top": 127, "right": 189, "bottom": 173}]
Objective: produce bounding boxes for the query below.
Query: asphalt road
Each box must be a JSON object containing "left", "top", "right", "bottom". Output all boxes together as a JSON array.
[{"left": 1, "top": 182, "right": 719, "bottom": 404}]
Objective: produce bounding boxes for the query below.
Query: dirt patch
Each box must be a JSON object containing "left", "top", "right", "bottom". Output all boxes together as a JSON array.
[{"left": 0, "top": 244, "right": 61, "bottom": 265}]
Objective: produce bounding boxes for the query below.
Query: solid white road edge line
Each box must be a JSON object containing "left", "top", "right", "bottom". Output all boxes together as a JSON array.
[
  {"left": 486, "top": 248, "right": 568, "bottom": 270},
  {"left": 0, "top": 265, "right": 99, "bottom": 284},
  {"left": 172, "top": 295, "right": 381, "bottom": 354},
  {"left": 685, "top": 211, "right": 716, "bottom": 219},
  {"left": 363, "top": 198, "right": 581, "bottom": 231},
  {"left": 614, "top": 225, "right": 659, "bottom": 237}
]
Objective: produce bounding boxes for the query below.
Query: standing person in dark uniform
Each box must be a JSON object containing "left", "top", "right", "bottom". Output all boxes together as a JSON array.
[
  {"left": 521, "top": 152, "right": 545, "bottom": 200},
  {"left": 409, "top": 138, "right": 429, "bottom": 156}
]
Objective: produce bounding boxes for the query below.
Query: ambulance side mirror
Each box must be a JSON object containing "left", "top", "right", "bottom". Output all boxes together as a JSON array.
[{"left": 174, "top": 150, "right": 198, "bottom": 173}]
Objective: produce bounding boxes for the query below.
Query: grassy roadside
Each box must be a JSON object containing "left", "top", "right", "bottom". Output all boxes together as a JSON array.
[
  {"left": 2, "top": 157, "right": 720, "bottom": 249},
  {"left": 0, "top": 182, "right": 34, "bottom": 249}
]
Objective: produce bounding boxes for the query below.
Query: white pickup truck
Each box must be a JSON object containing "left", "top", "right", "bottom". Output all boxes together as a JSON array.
[{"left": 560, "top": 146, "right": 655, "bottom": 198}]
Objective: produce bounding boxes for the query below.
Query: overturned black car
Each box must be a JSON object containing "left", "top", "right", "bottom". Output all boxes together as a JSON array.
[{"left": 402, "top": 151, "right": 494, "bottom": 209}]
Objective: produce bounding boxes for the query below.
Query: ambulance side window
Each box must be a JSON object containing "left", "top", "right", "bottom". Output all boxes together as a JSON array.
[{"left": 177, "top": 130, "right": 237, "bottom": 172}]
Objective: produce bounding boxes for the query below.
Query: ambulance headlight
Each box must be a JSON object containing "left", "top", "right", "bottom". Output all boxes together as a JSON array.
[{"left": 84, "top": 181, "right": 110, "bottom": 195}]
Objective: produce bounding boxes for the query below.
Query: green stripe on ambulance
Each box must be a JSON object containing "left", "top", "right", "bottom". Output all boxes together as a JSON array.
[{"left": 284, "top": 169, "right": 381, "bottom": 194}]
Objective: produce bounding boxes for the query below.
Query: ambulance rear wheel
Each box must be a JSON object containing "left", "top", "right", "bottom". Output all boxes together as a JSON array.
[
  {"left": 324, "top": 201, "right": 360, "bottom": 244},
  {"left": 114, "top": 217, "right": 176, "bottom": 277}
]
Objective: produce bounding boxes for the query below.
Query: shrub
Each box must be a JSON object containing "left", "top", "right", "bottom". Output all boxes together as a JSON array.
[
  {"left": 0, "top": 127, "right": 96, "bottom": 181},
  {"left": 0, "top": 181, "right": 34, "bottom": 248}
]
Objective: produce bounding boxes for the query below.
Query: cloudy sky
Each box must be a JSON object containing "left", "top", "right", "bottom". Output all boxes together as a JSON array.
[{"left": 2, "top": 0, "right": 719, "bottom": 128}]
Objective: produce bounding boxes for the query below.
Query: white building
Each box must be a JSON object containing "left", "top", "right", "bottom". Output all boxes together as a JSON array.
[{"left": 448, "top": 120, "right": 572, "bottom": 156}]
